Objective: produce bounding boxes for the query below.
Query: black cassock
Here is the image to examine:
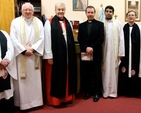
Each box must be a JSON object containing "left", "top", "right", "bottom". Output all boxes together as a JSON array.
[{"left": 118, "top": 23, "right": 141, "bottom": 97}]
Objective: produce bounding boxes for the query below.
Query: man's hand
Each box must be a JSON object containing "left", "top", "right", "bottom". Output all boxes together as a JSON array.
[
  {"left": 121, "top": 67, "right": 126, "bottom": 73},
  {"left": 131, "top": 70, "right": 136, "bottom": 76},
  {"left": 0, "top": 63, "right": 7, "bottom": 79},
  {"left": 2, "top": 71, "right": 8, "bottom": 79},
  {"left": 48, "top": 59, "right": 53, "bottom": 65},
  {"left": 86, "top": 47, "right": 93, "bottom": 54},
  {"left": 0, "top": 63, "right": 5, "bottom": 70},
  {"left": 1, "top": 59, "right": 9, "bottom": 67},
  {"left": 118, "top": 56, "right": 123, "bottom": 60},
  {"left": 24, "top": 45, "right": 34, "bottom": 56},
  {"left": 24, "top": 49, "right": 33, "bottom": 56},
  {"left": 24, "top": 42, "right": 34, "bottom": 56}
]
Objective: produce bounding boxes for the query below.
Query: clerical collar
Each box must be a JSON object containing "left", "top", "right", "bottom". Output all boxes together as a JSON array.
[
  {"left": 88, "top": 19, "right": 94, "bottom": 23},
  {"left": 88, "top": 21, "right": 92, "bottom": 23}
]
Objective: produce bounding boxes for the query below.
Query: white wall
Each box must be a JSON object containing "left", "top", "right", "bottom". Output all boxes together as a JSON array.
[{"left": 41, "top": 0, "right": 140, "bottom": 24}]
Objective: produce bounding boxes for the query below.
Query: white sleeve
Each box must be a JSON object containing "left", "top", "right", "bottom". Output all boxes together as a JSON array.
[
  {"left": 1, "top": 30, "right": 14, "bottom": 62},
  {"left": 31, "top": 18, "right": 44, "bottom": 56},
  {"left": 138, "top": 24, "right": 141, "bottom": 77},
  {"left": 1, "top": 30, "right": 17, "bottom": 80},
  {"left": 118, "top": 21, "right": 125, "bottom": 57},
  {"left": 10, "top": 18, "right": 26, "bottom": 57},
  {"left": 43, "top": 19, "right": 53, "bottom": 59}
]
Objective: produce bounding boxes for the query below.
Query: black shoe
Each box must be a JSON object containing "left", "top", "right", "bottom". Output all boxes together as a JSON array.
[
  {"left": 61, "top": 101, "right": 73, "bottom": 105},
  {"left": 33, "top": 106, "right": 40, "bottom": 110},
  {"left": 93, "top": 95, "right": 100, "bottom": 102},
  {"left": 52, "top": 105, "right": 61, "bottom": 108},
  {"left": 84, "top": 93, "right": 91, "bottom": 100},
  {"left": 66, "top": 101, "right": 73, "bottom": 104}
]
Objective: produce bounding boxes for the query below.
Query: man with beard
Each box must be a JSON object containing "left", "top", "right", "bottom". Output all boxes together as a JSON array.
[
  {"left": 102, "top": 5, "right": 125, "bottom": 98},
  {"left": 78, "top": 6, "right": 104, "bottom": 102}
]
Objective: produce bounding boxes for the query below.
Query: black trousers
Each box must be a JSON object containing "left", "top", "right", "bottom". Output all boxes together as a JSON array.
[
  {"left": 0, "top": 96, "right": 15, "bottom": 113},
  {"left": 80, "top": 61, "right": 102, "bottom": 95}
]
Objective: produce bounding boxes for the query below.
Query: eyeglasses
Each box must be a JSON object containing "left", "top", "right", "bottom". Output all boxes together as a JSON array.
[{"left": 23, "top": 9, "right": 33, "bottom": 12}]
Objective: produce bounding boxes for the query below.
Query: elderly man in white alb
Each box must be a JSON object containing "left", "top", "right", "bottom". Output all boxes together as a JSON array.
[{"left": 10, "top": 2, "right": 44, "bottom": 110}]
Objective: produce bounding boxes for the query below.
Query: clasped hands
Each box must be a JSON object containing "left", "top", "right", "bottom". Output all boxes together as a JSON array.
[
  {"left": 0, "top": 59, "right": 9, "bottom": 79},
  {"left": 86, "top": 47, "right": 93, "bottom": 54},
  {"left": 24, "top": 42, "right": 34, "bottom": 56}
]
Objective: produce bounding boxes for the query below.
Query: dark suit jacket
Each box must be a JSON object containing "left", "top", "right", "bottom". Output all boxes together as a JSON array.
[{"left": 78, "top": 19, "right": 104, "bottom": 62}]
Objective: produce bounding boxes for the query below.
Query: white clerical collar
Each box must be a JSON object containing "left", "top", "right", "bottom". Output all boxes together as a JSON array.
[
  {"left": 88, "top": 21, "right": 92, "bottom": 23},
  {"left": 59, "top": 21, "right": 63, "bottom": 23}
]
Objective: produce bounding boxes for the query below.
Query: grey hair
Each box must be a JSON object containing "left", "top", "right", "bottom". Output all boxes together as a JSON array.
[
  {"left": 21, "top": 2, "right": 34, "bottom": 11},
  {"left": 55, "top": 2, "right": 66, "bottom": 10}
]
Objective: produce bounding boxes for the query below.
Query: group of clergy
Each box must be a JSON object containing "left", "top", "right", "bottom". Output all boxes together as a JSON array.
[{"left": 1, "top": 1, "right": 141, "bottom": 113}]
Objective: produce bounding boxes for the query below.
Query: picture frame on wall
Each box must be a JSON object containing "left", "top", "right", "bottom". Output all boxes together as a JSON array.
[
  {"left": 73, "top": 0, "right": 88, "bottom": 11},
  {"left": 125, "top": 0, "right": 141, "bottom": 21},
  {"left": 70, "top": 20, "right": 80, "bottom": 42}
]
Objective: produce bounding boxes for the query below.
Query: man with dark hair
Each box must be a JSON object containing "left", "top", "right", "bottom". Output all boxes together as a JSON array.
[
  {"left": 102, "top": 5, "right": 125, "bottom": 98},
  {"left": 78, "top": 5, "right": 104, "bottom": 102}
]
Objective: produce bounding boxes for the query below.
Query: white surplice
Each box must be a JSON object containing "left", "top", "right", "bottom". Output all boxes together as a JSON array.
[
  {"left": 43, "top": 19, "right": 52, "bottom": 59},
  {"left": 0, "top": 30, "right": 17, "bottom": 100},
  {"left": 10, "top": 16, "right": 44, "bottom": 110},
  {"left": 102, "top": 19, "right": 125, "bottom": 98},
  {"left": 128, "top": 27, "right": 132, "bottom": 78}
]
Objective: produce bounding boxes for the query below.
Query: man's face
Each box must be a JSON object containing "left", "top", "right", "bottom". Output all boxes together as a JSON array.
[
  {"left": 22, "top": 4, "right": 34, "bottom": 19},
  {"left": 85, "top": 8, "right": 95, "bottom": 21},
  {"left": 55, "top": 5, "right": 65, "bottom": 20},
  {"left": 126, "top": 12, "right": 136, "bottom": 23},
  {"left": 105, "top": 8, "right": 114, "bottom": 20}
]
